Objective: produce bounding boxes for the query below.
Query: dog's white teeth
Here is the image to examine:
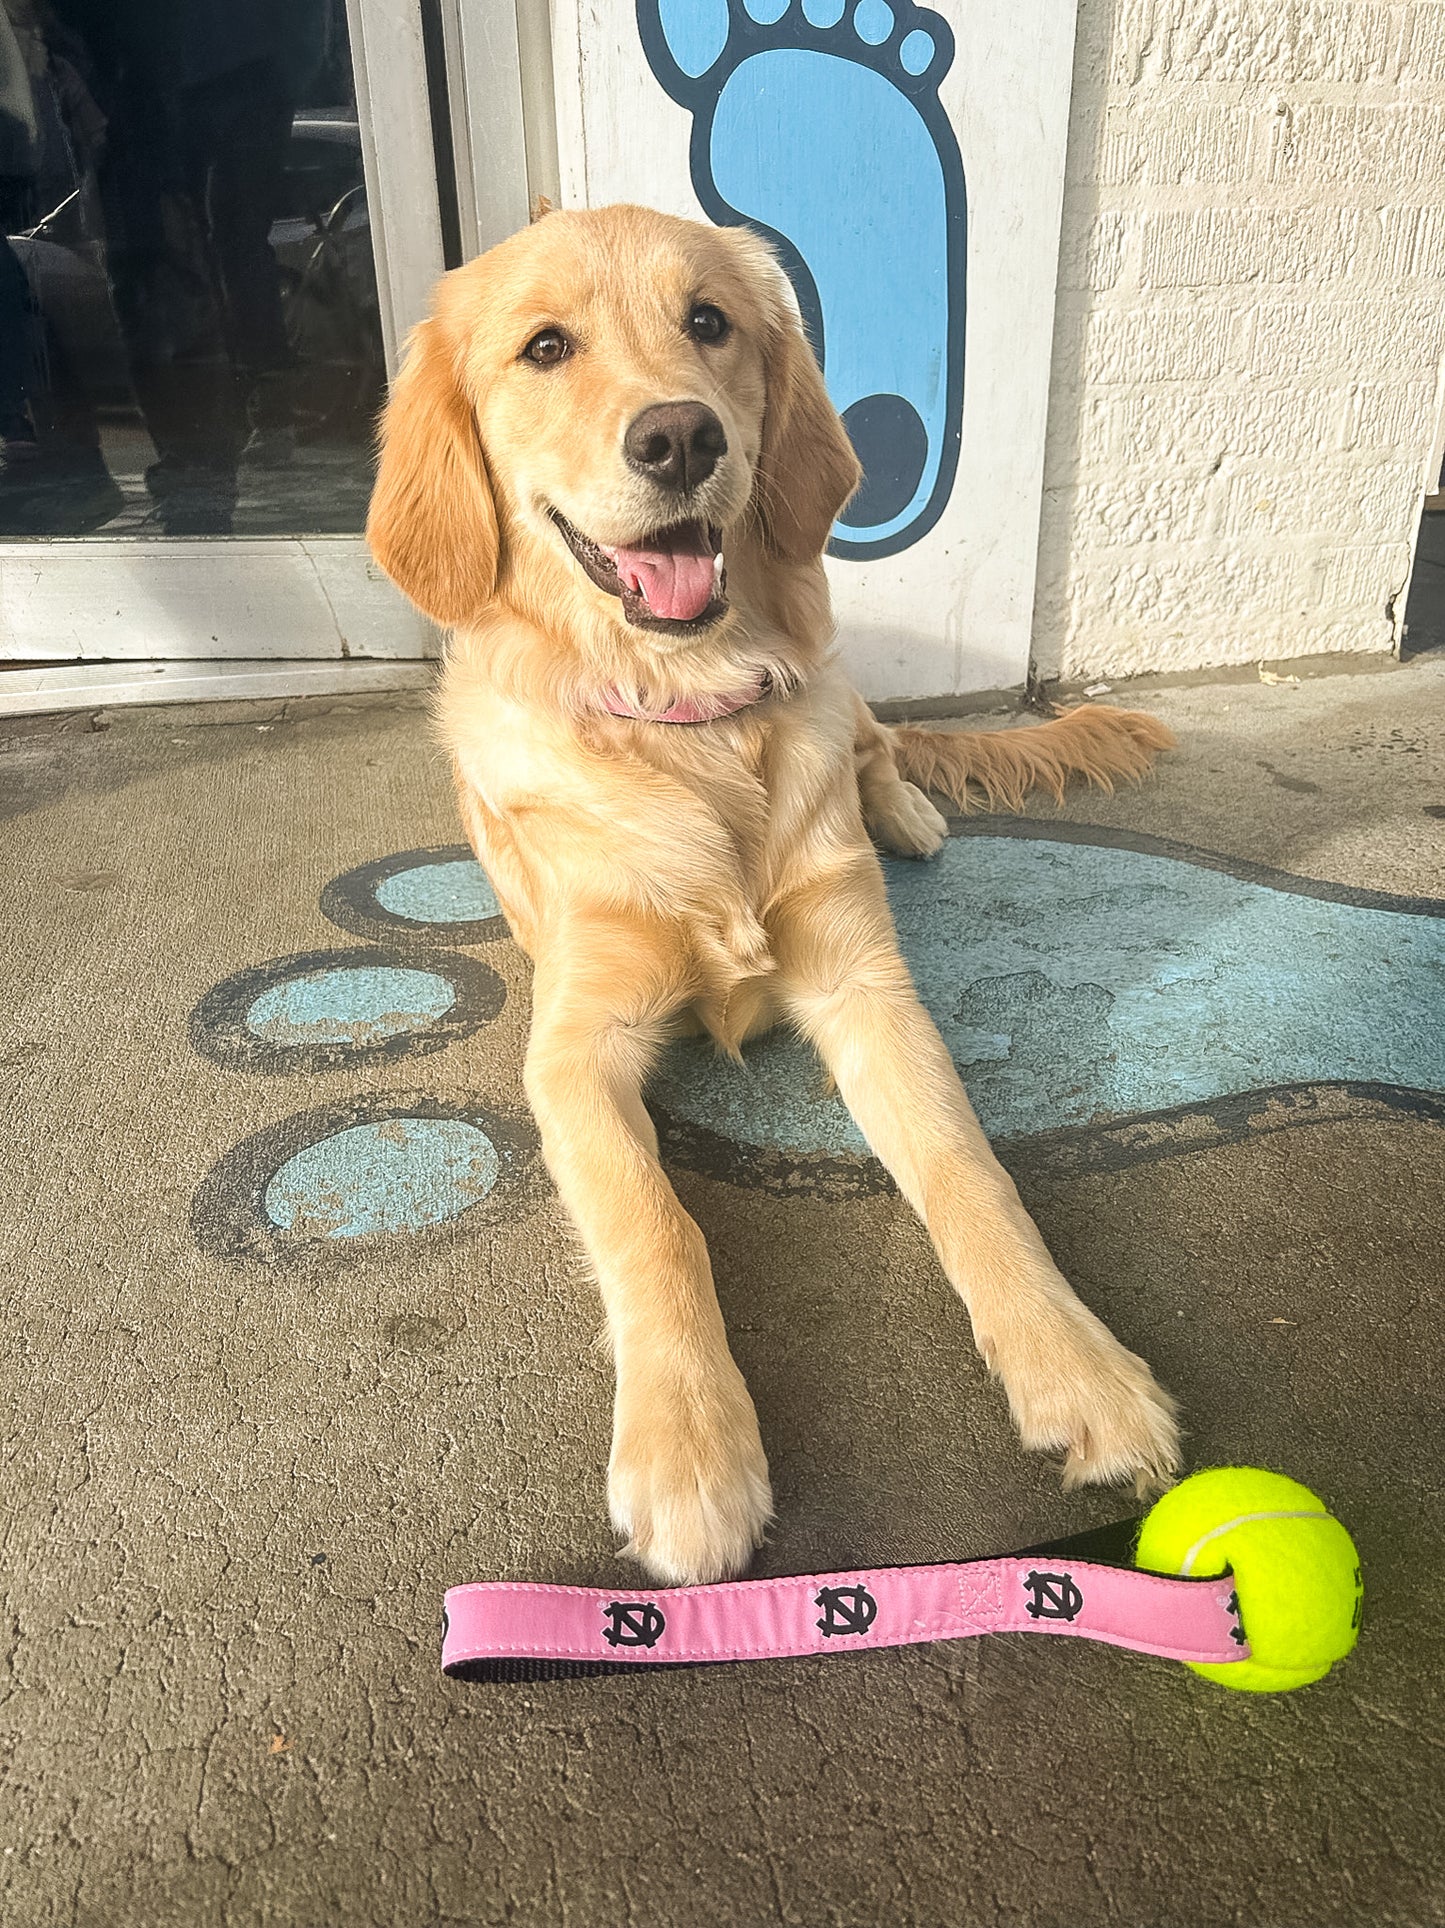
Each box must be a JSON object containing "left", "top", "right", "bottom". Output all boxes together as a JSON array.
[{"left": 713, "top": 553, "right": 724, "bottom": 581}]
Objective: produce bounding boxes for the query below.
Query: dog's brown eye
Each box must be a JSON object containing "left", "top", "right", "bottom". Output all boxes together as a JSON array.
[
  {"left": 687, "top": 304, "right": 730, "bottom": 345},
  {"left": 522, "top": 329, "right": 571, "bottom": 366}
]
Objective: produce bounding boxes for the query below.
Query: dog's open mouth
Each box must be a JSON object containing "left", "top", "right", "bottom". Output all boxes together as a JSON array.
[{"left": 550, "top": 511, "right": 728, "bottom": 632}]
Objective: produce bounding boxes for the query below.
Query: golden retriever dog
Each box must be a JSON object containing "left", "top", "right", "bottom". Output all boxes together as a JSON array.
[{"left": 367, "top": 204, "right": 1181, "bottom": 1584}]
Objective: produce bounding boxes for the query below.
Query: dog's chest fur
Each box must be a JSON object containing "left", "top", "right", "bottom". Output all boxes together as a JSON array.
[
  {"left": 447, "top": 660, "right": 867, "bottom": 1047},
  {"left": 617, "top": 674, "right": 867, "bottom": 1044}
]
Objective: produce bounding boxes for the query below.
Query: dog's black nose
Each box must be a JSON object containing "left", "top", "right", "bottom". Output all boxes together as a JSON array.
[{"left": 624, "top": 402, "right": 727, "bottom": 493}]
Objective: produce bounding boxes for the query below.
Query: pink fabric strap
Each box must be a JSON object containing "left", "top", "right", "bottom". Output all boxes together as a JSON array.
[
  {"left": 597, "top": 671, "right": 771, "bottom": 724},
  {"left": 442, "top": 1556, "right": 1247, "bottom": 1682}
]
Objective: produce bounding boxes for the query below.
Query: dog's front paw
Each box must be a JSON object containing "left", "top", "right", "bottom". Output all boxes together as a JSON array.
[
  {"left": 608, "top": 1363, "right": 773, "bottom": 1584},
  {"left": 980, "top": 1300, "right": 1181, "bottom": 1498},
  {"left": 868, "top": 778, "right": 948, "bottom": 858}
]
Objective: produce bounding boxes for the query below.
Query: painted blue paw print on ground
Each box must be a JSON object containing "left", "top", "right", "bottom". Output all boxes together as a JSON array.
[
  {"left": 193, "top": 1095, "right": 540, "bottom": 1263},
  {"left": 650, "top": 825, "right": 1445, "bottom": 1189},
  {"left": 320, "top": 845, "right": 508, "bottom": 949},
  {"left": 637, "top": 0, "right": 966, "bottom": 558},
  {"left": 190, "top": 847, "right": 536, "bottom": 1262},
  {"left": 191, "top": 827, "right": 1445, "bottom": 1254},
  {"left": 189, "top": 944, "right": 505, "bottom": 1073}
]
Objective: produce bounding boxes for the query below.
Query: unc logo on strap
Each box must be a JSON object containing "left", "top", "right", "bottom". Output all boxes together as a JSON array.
[
  {"left": 602, "top": 1600, "right": 667, "bottom": 1648},
  {"left": 815, "top": 1583, "right": 879, "bottom": 1638},
  {"left": 1023, "top": 1570, "right": 1084, "bottom": 1622}
]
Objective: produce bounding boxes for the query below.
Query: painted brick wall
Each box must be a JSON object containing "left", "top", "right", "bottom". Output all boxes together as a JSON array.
[{"left": 1033, "top": 1, "right": 1445, "bottom": 681}]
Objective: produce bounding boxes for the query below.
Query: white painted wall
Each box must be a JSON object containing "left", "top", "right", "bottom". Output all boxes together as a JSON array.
[
  {"left": 551, "top": 0, "right": 1079, "bottom": 703},
  {"left": 1034, "top": 0, "right": 1445, "bottom": 682}
]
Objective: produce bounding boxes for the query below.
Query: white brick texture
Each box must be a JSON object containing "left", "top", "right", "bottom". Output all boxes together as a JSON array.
[{"left": 1033, "top": 0, "right": 1445, "bottom": 680}]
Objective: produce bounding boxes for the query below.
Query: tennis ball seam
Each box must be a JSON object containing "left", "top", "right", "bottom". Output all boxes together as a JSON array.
[{"left": 1179, "top": 1508, "right": 1327, "bottom": 1575}]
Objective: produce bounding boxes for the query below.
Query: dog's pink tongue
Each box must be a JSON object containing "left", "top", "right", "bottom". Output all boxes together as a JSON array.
[{"left": 611, "top": 530, "right": 717, "bottom": 620}]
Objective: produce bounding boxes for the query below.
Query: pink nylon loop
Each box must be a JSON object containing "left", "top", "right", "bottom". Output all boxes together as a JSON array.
[{"left": 442, "top": 1555, "right": 1247, "bottom": 1676}]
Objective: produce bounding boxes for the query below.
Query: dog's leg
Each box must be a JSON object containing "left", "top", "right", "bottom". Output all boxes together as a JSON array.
[
  {"left": 525, "top": 917, "right": 772, "bottom": 1583},
  {"left": 852, "top": 691, "right": 949, "bottom": 858},
  {"left": 773, "top": 861, "right": 1180, "bottom": 1493}
]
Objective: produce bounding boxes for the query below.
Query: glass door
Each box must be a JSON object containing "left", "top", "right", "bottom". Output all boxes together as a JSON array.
[{"left": 0, "top": 0, "right": 467, "bottom": 712}]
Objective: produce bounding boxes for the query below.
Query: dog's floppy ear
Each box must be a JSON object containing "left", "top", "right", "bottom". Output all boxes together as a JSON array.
[
  {"left": 752, "top": 282, "right": 862, "bottom": 564},
  {"left": 367, "top": 314, "right": 498, "bottom": 628}
]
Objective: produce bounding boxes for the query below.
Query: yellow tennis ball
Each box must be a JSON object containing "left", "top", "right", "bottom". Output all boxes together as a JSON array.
[{"left": 1135, "top": 1467, "right": 1362, "bottom": 1692}]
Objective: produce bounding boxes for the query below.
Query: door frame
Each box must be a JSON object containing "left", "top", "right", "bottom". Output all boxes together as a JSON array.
[{"left": 0, "top": 0, "right": 540, "bottom": 715}]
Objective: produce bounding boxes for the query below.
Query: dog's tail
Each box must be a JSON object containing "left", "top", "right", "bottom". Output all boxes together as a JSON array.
[{"left": 890, "top": 704, "right": 1176, "bottom": 814}]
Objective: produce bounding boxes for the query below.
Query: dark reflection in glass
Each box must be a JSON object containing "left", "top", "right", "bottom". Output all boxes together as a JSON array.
[{"left": 0, "top": 0, "right": 382, "bottom": 537}]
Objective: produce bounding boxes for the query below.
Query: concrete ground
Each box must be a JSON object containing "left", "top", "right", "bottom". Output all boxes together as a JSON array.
[{"left": 2, "top": 655, "right": 1443, "bottom": 1927}]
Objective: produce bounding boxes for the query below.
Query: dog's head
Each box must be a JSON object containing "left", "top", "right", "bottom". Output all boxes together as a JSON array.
[{"left": 366, "top": 204, "right": 860, "bottom": 642}]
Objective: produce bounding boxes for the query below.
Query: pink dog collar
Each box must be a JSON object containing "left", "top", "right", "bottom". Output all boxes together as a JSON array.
[
  {"left": 597, "top": 670, "right": 772, "bottom": 724},
  {"left": 441, "top": 1553, "right": 1247, "bottom": 1682}
]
